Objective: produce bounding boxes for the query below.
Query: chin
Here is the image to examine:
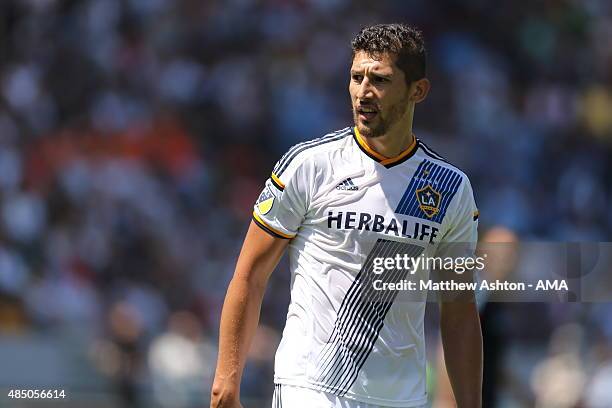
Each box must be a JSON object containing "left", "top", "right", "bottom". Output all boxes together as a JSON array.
[
  {"left": 357, "top": 122, "right": 372, "bottom": 136},
  {"left": 357, "top": 123, "right": 372, "bottom": 136},
  {"left": 354, "top": 118, "right": 371, "bottom": 132},
  {"left": 353, "top": 113, "right": 383, "bottom": 137},
  {"left": 358, "top": 122, "right": 384, "bottom": 138}
]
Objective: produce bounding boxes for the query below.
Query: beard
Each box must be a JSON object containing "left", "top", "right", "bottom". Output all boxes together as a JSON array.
[{"left": 353, "top": 93, "right": 411, "bottom": 138}]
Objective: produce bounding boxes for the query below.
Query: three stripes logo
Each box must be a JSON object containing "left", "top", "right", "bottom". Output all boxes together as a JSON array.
[
  {"left": 273, "top": 128, "right": 351, "bottom": 177},
  {"left": 336, "top": 177, "right": 358, "bottom": 191}
]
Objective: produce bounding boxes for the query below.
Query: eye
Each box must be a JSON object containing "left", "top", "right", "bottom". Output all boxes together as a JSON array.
[
  {"left": 373, "top": 76, "right": 389, "bottom": 84},
  {"left": 352, "top": 74, "right": 363, "bottom": 82}
]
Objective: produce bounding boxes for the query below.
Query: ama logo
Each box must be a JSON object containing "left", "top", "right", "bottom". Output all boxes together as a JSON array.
[{"left": 415, "top": 184, "right": 441, "bottom": 218}]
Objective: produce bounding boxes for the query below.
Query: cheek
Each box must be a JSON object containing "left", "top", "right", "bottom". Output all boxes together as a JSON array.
[{"left": 382, "top": 90, "right": 405, "bottom": 109}]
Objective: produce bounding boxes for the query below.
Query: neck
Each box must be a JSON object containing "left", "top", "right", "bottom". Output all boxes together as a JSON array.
[{"left": 360, "top": 119, "right": 415, "bottom": 158}]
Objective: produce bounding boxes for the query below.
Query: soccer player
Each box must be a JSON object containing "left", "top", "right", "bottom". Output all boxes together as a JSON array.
[{"left": 211, "top": 24, "right": 482, "bottom": 408}]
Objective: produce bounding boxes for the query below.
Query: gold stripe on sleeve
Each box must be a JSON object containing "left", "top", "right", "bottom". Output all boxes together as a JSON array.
[
  {"left": 252, "top": 211, "right": 295, "bottom": 239},
  {"left": 271, "top": 172, "right": 285, "bottom": 190}
]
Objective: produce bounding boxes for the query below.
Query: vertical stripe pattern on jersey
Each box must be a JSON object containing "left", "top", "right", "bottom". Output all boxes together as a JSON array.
[
  {"left": 272, "top": 384, "right": 282, "bottom": 408},
  {"left": 314, "top": 239, "right": 425, "bottom": 395},
  {"left": 395, "top": 159, "right": 462, "bottom": 223},
  {"left": 273, "top": 128, "right": 351, "bottom": 176}
]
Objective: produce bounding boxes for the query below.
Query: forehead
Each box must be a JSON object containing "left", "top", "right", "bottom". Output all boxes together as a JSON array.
[{"left": 351, "top": 50, "right": 398, "bottom": 73}]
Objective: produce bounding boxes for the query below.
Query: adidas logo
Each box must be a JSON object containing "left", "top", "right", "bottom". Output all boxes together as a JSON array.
[{"left": 336, "top": 177, "right": 358, "bottom": 191}]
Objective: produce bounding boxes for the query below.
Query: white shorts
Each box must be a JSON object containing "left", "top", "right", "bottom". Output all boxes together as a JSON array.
[{"left": 271, "top": 384, "right": 427, "bottom": 408}]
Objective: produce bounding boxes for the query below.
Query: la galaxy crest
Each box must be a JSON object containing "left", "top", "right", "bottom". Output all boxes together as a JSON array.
[
  {"left": 256, "top": 187, "right": 275, "bottom": 215},
  {"left": 415, "top": 184, "right": 441, "bottom": 218}
]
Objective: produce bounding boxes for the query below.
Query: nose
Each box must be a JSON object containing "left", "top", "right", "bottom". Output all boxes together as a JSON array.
[{"left": 356, "top": 77, "right": 373, "bottom": 99}]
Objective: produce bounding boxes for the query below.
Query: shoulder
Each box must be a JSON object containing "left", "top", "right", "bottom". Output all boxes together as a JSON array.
[
  {"left": 415, "top": 139, "right": 477, "bottom": 223},
  {"left": 416, "top": 138, "right": 472, "bottom": 187},
  {"left": 272, "top": 127, "right": 353, "bottom": 181}
]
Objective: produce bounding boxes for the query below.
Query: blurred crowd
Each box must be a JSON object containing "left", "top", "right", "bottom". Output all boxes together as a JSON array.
[{"left": 0, "top": 0, "right": 611, "bottom": 407}]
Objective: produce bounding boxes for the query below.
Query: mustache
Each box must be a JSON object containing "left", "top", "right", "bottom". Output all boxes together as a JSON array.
[{"left": 353, "top": 103, "right": 380, "bottom": 111}]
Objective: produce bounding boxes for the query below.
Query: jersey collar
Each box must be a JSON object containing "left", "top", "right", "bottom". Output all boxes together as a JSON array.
[{"left": 352, "top": 127, "right": 418, "bottom": 169}]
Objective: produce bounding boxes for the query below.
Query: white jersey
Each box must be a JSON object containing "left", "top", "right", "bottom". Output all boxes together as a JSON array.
[{"left": 253, "top": 127, "right": 479, "bottom": 407}]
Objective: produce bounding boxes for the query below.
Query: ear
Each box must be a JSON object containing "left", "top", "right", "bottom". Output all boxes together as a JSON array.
[{"left": 410, "top": 78, "right": 430, "bottom": 103}]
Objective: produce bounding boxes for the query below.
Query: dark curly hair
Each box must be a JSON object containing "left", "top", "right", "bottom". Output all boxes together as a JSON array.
[{"left": 351, "top": 23, "right": 426, "bottom": 84}]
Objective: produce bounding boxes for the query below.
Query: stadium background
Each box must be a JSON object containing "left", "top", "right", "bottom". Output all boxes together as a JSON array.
[{"left": 0, "top": 0, "right": 611, "bottom": 407}]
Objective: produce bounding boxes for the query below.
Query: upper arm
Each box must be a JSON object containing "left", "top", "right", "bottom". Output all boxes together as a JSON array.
[
  {"left": 238, "top": 148, "right": 311, "bottom": 288},
  {"left": 233, "top": 221, "right": 290, "bottom": 291},
  {"left": 436, "top": 176, "right": 479, "bottom": 258},
  {"left": 252, "top": 149, "right": 311, "bottom": 240},
  {"left": 435, "top": 176, "right": 479, "bottom": 303}
]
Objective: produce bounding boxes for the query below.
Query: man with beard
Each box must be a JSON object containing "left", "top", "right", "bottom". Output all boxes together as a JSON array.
[{"left": 211, "top": 24, "right": 482, "bottom": 408}]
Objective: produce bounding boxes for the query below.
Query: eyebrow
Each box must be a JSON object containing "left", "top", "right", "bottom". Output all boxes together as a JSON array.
[
  {"left": 372, "top": 72, "right": 392, "bottom": 79},
  {"left": 350, "top": 69, "right": 392, "bottom": 79}
]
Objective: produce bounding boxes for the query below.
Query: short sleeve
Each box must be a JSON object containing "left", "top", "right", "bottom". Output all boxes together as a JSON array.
[
  {"left": 252, "top": 159, "right": 310, "bottom": 239},
  {"left": 435, "top": 176, "right": 479, "bottom": 258}
]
